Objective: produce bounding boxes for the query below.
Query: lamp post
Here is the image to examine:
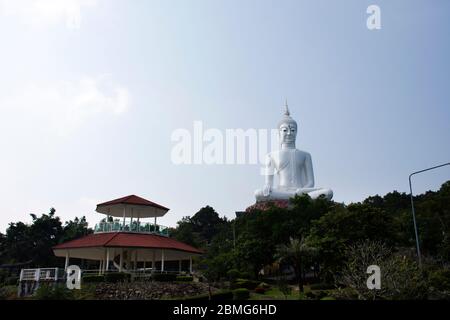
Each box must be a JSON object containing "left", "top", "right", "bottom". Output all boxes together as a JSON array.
[{"left": 409, "top": 162, "right": 450, "bottom": 269}]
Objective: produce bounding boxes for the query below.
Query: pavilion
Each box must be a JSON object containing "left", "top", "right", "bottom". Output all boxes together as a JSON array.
[{"left": 53, "top": 195, "right": 202, "bottom": 275}]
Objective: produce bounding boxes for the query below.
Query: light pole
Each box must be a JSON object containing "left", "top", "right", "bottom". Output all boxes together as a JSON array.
[{"left": 409, "top": 162, "right": 450, "bottom": 269}]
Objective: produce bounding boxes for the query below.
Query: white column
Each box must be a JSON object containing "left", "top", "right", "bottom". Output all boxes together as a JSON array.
[
  {"left": 99, "top": 260, "right": 103, "bottom": 275},
  {"left": 64, "top": 251, "right": 70, "bottom": 270},
  {"left": 119, "top": 248, "right": 124, "bottom": 272},
  {"left": 161, "top": 249, "right": 165, "bottom": 272},
  {"left": 178, "top": 260, "right": 182, "bottom": 273},
  {"left": 189, "top": 257, "right": 193, "bottom": 274},
  {"left": 105, "top": 249, "right": 110, "bottom": 272},
  {"left": 122, "top": 207, "right": 126, "bottom": 227}
]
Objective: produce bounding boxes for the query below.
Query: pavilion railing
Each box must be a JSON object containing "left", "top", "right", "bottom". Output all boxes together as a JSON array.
[{"left": 94, "top": 221, "right": 169, "bottom": 237}]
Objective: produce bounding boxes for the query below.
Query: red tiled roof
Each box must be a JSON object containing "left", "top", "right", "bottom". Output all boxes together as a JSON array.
[
  {"left": 96, "top": 195, "right": 169, "bottom": 211},
  {"left": 53, "top": 232, "right": 203, "bottom": 254}
]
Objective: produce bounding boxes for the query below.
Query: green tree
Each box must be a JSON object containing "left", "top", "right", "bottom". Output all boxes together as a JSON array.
[
  {"left": 60, "top": 216, "right": 92, "bottom": 243},
  {"left": 275, "top": 237, "right": 317, "bottom": 293}
]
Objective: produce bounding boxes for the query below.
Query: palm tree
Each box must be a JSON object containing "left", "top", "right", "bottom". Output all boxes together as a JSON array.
[{"left": 274, "top": 237, "right": 316, "bottom": 294}]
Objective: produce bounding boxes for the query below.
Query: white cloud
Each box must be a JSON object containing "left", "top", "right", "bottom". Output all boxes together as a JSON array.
[
  {"left": 0, "top": 75, "right": 131, "bottom": 136},
  {"left": 0, "top": 0, "right": 98, "bottom": 29}
]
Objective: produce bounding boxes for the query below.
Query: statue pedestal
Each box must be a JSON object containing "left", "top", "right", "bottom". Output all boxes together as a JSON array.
[{"left": 245, "top": 200, "right": 291, "bottom": 212}]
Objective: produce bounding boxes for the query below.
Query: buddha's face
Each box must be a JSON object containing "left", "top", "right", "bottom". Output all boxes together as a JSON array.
[{"left": 279, "top": 122, "right": 297, "bottom": 146}]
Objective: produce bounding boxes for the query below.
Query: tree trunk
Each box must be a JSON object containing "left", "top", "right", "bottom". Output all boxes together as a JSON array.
[{"left": 298, "top": 264, "right": 304, "bottom": 293}]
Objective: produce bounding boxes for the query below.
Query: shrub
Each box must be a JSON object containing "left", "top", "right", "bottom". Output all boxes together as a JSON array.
[
  {"left": 0, "top": 286, "right": 16, "bottom": 300},
  {"left": 0, "top": 270, "right": 8, "bottom": 284},
  {"left": 254, "top": 286, "right": 266, "bottom": 294},
  {"left": 233, "top": 288, "right": 250, "bottom": 300},
  {"left": 310, "top": 283, "right": 335, "bottom": 291},
  {"left": 34, "top": 284, "right": 73, "bottom": 300},
  {"left": 211, "top": 290, "right": 233, "bottom": 300},
  {"left": 176, "top": 276, "right": 193, "bottom": 282},
  {"left": 232, "top": 278, "right": 259, "bottom": 290},
  {"left": 105, "top": 272, "right": 131, "bottom": 283},
  {"left": 183, "top": 290, "right": 233, "bottom": 301},
  {"left": 258, "top": 282, "right": 270, "bottom": 289},
  {"left": 4, "top": 276, "right": 19, "bottom": 286},
  {"left": 183, "top": 293, "right": 209, "bottom": 301},
  {"left": 428, "top": 269, "right": 450, "bottom": 291},
  {"left": 239, "top": 271, "right": 252, "bottom": 279},
  {"left": 82, "top": 275, "right": 105, "bottom": 283},
  {"left": 152, "top": 273, "right": 177, "bottom": 282},
  {"left": 306, "top": 290, "right": 328, "bottom": 300},
  {"left": 226, "top": 269, "right": 240, "bottom": 281}
]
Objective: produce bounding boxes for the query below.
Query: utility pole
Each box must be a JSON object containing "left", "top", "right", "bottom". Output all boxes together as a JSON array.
[{"left": 409, "top": 162, "right": 450, "bottom": 269}]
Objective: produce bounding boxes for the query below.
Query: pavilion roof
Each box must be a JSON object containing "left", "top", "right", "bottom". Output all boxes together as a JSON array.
[
  {"left": 53, "top": 232, "right": 203, "bottom": 254},
  {"left": 96, "top": 195, "right": 170, "bottom": 218}
]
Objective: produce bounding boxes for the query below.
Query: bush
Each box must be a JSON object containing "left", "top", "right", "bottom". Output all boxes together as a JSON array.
[
  {"left": 232, "top": 278, "right": 259, "bottom": 290},
  {"left": 183, "top": 290, "right": 233, "bottom": 301},
  {"left": 239, "top": 271, "right": 252, "bottom": 279},
  {"left": 82, "top": 275, "right": 105, "bottom": 283},
  {"left": 226, "top": 269, "right": 240, "bottom": 281},
  {"left": 0, "top": 286, "right": 16, "bottom": 300},
  {"left": 306, "top": 290, "right": 328, "bottom": 300},
  {"left": 4, "top": 276, "right": 19, "bottom": 286},
  {"left": 428, "top": 269, "right": 450, "bottom": 291},
  {"left": 152, "top": 273, "right": 177, "bottom": 282},
  {"left": 34, "top": 284, "right": 73, "bottom": 300},
  {"left": 105, "top": 272, "right": 131, "bottom": 283},
  {"left": 0, "top": 270, "right": 8, "bottom": 284},
  {"left": 211, "top": 290, "right": 233, "bottom": 300},
  {"left": 233, "top": 288, "right": 250, "bottom": 300},
  {"left": 183, "top": 293, "right": 210, "bottom": 301},
  {"left": 258, "top": 282, "right": 270, "bottom": 289},
  {"left": 254, "top": 287, "right": 266, "bottom": 294},
  {"left": 309, "top": 283, "right": 335, "bottom": 291},
  {"left": 176, "top": 276, "right": 193, "bottom": 282}
]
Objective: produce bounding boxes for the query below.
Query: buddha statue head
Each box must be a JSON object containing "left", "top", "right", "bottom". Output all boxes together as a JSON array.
[{"left": 277, "top": 103, "right": 298, "bottom": 149}]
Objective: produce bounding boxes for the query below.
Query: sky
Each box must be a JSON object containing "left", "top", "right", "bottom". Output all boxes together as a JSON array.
[{"left": 0, "top": 0, "right": 449, "bottom": 232}]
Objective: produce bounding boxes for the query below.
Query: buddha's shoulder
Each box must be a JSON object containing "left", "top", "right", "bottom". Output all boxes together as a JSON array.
[
  {"left": 268, "top": 149, "right": 311, "bottom": 157},
  {"left": 296, "top": 150, "right": 312, "bottom": 158}
]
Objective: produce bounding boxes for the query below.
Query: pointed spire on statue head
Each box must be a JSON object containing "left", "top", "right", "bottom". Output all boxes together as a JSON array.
[{"left": 284, "top": 99, "right": 290, "bottom": 116}]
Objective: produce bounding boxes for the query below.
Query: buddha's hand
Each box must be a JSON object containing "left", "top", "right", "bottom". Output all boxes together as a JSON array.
[{"left": 263, "top": 185, "right": 272, "bottom": 197}]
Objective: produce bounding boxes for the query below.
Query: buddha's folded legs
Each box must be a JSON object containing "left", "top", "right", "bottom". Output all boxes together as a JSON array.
[{"left": 255, "top": 187, "right": 333, "bottom": 202}]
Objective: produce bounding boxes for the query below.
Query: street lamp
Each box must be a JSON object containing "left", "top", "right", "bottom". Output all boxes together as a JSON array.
[{"left": 409, "top": 162, "right": 450, "bottom": 268}]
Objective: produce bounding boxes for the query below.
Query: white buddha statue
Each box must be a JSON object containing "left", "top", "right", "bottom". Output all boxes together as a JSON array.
[{"left": 255, "top": 104, "right": 333, "bottom": 202}]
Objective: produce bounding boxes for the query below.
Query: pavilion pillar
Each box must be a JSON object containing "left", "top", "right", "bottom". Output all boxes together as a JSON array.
[
  {"left": 189, "top": 257, "right": 193, "bottom": 274},
  {"left": 122, "top": 207, "right": 126, "bottom": 228},
  {"left": 119, "top": 248, "right": 124, "bottom": 272},
  {"left": 161, "top": 249, "right": 165, "bottom": 273},
  {"left": 99, "top": 260, "right": 103, "bottom": 275},
  {"left": 105, "top": 248, "right": 110, "bottom": 273},
  {"left": 178, "top": 260, "right": 182, "bottom": 273},
  {"left": 134, "top": 250, "right": 138, "bottom": 271},
  {"left": 64, "top": 251, "right": 70, "bottom": 270}
]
